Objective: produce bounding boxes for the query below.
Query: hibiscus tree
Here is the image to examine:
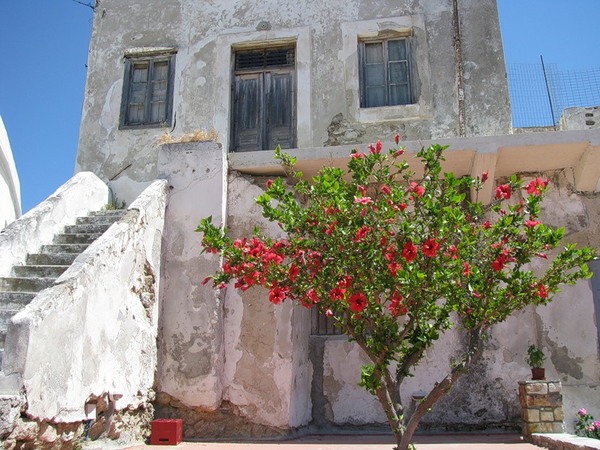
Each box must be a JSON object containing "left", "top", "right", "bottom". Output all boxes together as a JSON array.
[{"left": 198, "top": 142, "right": 594, "bottom": 450}]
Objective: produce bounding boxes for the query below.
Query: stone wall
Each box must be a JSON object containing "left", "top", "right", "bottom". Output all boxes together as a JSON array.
[{"left": 519, "top": 381, "right": 565, "bottom": 436}]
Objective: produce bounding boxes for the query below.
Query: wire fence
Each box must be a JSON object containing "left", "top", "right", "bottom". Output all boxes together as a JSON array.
[{"left": 507, "top": 62, "right": 600, "bottom": 128}]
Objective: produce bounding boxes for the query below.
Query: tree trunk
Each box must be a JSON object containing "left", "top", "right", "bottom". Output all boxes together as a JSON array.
[{"left": 396, "top": 328, "right": 486, "bottom": 450}]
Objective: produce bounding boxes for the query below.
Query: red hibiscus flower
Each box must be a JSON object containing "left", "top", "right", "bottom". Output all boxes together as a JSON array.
[
  {"left": 369, "top": 141, "right": 383, "bottom": 155},
  {"left": 307, "top": 289, "right": 320, "bottom": 304},
  {"left": 330, "top": 286, "right": 346, "bottom": 301},
  {"left": 536, "top": 284, "right": 548, "bottom": 299},
  {"left": 388, "top": 262, "right": 402, "bottom": 277},
  {"left": 525, "top": 220, "right": 540, "bottom": 228},
  {"left": 381, "top": 184, "right": 391, "bottom": 196},
  {"left": 463, "top": 262, "right": 471, "bottom": 277},
  {"left": 355, "top": 196, "right": 373, "bottom": 205},
  {"left": 402, "top": 241, "right": 418, "bottom": 263},
  {"left": 388, "top": 293, "right": 407, "bottom": 317},
  {"left": 348, "top": 292, "right": 368, "bottom": 312},
  {"left": 495, "top": 184, "right": 512, "bottom": 200},
  {"left": 481, "top": 171, "right": 489, "bottom": 183},
  {"left": 492, "top": 256, "right": 506, "bottom": 272},
  {"left": 354, "top": 225, "right": 371, "bottom": 242},
  {"left": 422, "top": 239, "right": 440, "bottom": 258},
  {"left": 269, "top": 285, "right": 289, "bottom": 304},
  {"left": 409, "top": 182, "right": 425, "bottom": 198},
  {"left": 526, "top": 178, "right": 549, "bottom": 196},
  {"left": 289, "top": 264, "right": 300, "bottom": 282},
  {"left": 351, "top": 151, "right": 365, "bottom": 159}
]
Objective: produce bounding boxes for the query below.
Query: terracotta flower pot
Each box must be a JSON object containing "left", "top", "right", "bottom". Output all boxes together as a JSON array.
[{"left": 531, "top": 367, "right": 545, "bottom": 380}]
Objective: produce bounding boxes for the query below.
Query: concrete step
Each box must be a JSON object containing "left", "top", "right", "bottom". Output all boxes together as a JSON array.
[
  {"left": 53, "top": 233, "right": 102, "bottom": 245},
  {"left": 64, "top": 223, "right": 113, "bottom": 234},
  {"left": 26, "top": 252, "right": 79, "bottom": 266},
  {"left": 75, "top": 210, "right": 126, "bottom": 225},
  {"left": 40, "top": 244, "right": 90, "bottom": 254},
  {"left": 88, "top": 209, "right": 127, "bottom": 218},
  {"left": 12, "top": 265, "right": 70, "bottom": 279},
  {"left": 0, "top": 277, "right": 56, "bottom": 293},
  {"left": 0, "top": 292, "right": 36, "bottom": 310}
]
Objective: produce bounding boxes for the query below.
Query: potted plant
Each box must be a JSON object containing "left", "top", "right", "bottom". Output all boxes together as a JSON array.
[{"left": 526, "top": 344, "right": 546, "bottom": 380}]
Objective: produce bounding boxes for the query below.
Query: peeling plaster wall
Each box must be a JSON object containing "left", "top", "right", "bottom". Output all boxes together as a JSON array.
[
  {"left": 156, "top": 142, "right": 226, "bottom": 410},
  {"left": 3, "top": 180, "right": 167, "bottom": 423},
  {"left": 222, "top": 173, "right": 311, "bottom": 429},
  {"left": 77, "top": 0, "right": 510, "bottom": 204},
  {"left": 155, "top": 143, "right": 311, "bottom": 431}
]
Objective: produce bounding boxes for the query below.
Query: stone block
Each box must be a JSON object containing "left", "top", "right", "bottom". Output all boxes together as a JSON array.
[
  {"left": 550, "top": 422, "right": 565, "bottom": 433},
  {"left": 553, "top": 408, "right": 564, "bottom": 421},
  {"left": 540, "top": 409, "right": 555, "bottom": 422},
  {"left": 526, "top": 392, "right": 562, "bottom": 407},
  {"left": 547, "top": 382, "right": 562, "bottom": 393},
  {"left": 522, "top": 408, "right": 540, "bottom": 422},
  {"left": 527, "top": 422, "right": 556, "bottom": 433},
  {"left": 525, "top": 382, "right": 548, "bottom": 395}
]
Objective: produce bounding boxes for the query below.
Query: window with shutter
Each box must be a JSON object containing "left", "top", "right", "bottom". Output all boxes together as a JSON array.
[
  {"left": 231, "top": 47, "right": 296, "bottom": 152},
  {"left": 359, "top": 38, "right": 413, "bottom": 108},
  {"left": 120, "top": 53, "right": 175, "bottom": 129}
]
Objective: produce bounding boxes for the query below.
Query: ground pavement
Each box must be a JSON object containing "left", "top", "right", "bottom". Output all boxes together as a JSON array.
[{"left": 125, "top": 433, "right": 541, "bottom": 449}]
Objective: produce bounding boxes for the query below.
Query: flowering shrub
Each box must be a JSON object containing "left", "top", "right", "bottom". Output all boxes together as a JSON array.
[
  {"left": 575, "top": 408, "right": 600, "bottom": 439},
  {"left": 198, "top": 141, "right": 594, "bottom": 450}
]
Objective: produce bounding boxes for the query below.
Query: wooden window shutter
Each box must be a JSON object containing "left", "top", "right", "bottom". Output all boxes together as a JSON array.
[
  {"left": 266, "top": 70, "right": 295, "bottom": 151},
  {"left": 232, "top": 74, "right": 262, "bottom": 152}
]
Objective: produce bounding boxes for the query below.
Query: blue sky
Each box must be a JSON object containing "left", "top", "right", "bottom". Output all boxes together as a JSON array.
[{"left": 1, "top": 1, "right": 600, "bottom": 214}]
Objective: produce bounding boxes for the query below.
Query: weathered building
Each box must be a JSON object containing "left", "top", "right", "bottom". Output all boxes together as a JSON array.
[
  {"left": 0, "top": 0, "right": 599, "bottom": 447},
  {"left": 76, "top": 0, "right": 510, "bottom": 204}
]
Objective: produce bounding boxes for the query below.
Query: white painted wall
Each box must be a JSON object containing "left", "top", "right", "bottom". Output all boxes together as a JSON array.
[{"left": 0, "top": 116, "right": 21, "bottom": 229}]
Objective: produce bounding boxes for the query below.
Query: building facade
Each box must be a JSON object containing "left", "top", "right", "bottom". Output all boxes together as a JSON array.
[
  {"left": 76, "top": 0, "right": 510, "bottom": 204},
  {"left": 24, "top": 0, "right": 594, "bottom": 442}
]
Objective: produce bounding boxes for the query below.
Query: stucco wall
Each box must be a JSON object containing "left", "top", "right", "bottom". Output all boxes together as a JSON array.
[
  {"left": 76, "top": 0, "right": 510, "bottom": 205},
  {"left": 0, "top": 116, "right": 21, "bottom": 229}
]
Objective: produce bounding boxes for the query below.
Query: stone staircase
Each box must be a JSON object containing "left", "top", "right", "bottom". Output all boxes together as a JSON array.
[{"left": 0, "top": 209, "right": 126, "bottom": 365}]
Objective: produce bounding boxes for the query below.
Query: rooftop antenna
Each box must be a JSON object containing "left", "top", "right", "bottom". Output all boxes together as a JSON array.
[{"left": 540, "top": 55, "right": 557, "bottom": 130}]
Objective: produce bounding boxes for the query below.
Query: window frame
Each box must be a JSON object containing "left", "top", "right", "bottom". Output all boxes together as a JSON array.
[
  {"left": 359, "top": 37, "right": 414, "bottom": 109},
  {"left": 119, "top": 52, "right": 176, "bottom": 129}
]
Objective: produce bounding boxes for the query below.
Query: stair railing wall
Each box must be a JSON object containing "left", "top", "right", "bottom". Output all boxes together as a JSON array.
[{"left": 3, "top": 180, "right": 168, "bottom": 423}]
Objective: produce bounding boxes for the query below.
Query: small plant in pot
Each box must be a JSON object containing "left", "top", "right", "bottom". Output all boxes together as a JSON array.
[{"left": 526, "top": 344, "right": 546, "bottom": 380}]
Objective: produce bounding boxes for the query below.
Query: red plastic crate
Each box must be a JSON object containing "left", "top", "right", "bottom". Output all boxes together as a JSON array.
[{"left": 150, "top": 419, "right": 183, "bottom": 445}]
